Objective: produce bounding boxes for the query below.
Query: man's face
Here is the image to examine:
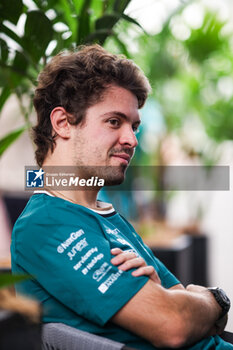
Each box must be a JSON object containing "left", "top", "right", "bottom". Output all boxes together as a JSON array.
[{"left": 71, "top": 85, "right": 140, "bottom": 185}]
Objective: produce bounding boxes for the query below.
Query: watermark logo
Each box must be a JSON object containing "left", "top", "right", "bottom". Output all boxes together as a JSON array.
[
  {"left": 26, "top": 168, "right": 45, "bottom": 188},
  {"left": 25, "top": 166, "right": 105, "bottom": 190},
  {"left": 25, "top": 165, "right": 229, "bottom": 191}
]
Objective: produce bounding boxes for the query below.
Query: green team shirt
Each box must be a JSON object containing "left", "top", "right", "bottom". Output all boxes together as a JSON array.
[{"left": 11, "top": 192, "right": 233, "bottom": 350}]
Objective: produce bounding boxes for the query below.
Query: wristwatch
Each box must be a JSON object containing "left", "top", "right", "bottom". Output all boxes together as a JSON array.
[{"left": 208, "top": 287, "right": 231, "bottom": 319}]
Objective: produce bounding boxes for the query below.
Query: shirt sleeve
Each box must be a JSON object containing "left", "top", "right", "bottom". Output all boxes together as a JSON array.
[
  {"left": 153, "top": 257, "right": 180, "bottom": 289},
  {"left": 123, "top": 222, "right": 181, "bottom": 289},
  {"left": 13, "top": 199, "right": 149, "bottom": 326}
]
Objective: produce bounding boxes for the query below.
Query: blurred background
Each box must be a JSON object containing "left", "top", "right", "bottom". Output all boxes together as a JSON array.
[{"left": 0, "top": 0, "right": 233, "bottom": 331}]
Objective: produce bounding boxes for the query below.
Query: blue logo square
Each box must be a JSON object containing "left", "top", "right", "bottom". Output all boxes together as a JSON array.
[{"left": 26, "top": 169, "right": 44, "bottom": 188}]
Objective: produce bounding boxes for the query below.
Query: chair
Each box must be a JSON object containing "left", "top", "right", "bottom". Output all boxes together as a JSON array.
[
  {"left": 221, "top": 331, "right": 233, "bottom": 345},
  {"left": 42, "top": 323, "right": 233, "bottom": 350},
  {"left": 42, "top": 323, "right": 136, "bottom": 350}
]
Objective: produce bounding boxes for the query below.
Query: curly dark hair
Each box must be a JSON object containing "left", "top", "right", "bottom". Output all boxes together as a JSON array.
[{"left": 33, "top": 44, "right": 151, "bottom": 166}]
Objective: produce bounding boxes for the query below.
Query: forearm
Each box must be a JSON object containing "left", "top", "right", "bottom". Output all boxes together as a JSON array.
[{"left": 112, "top": 280, "right": 222, "bottom": 348}]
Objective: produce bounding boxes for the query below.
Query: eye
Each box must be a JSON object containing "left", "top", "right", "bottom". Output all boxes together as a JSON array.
[
  {"left": 132, "top": 125, "right": 140, "bottom": 134},
  {"left": 108, "top": 118, "right": 120, "bottom": 127}
]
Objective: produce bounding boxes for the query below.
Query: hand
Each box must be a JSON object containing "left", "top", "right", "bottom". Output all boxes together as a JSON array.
[
  {"left": 186, "top": 284, "right": 207, "bottom": 293},
  {"left": 186, "top": 284, "right": 225, "bottom": 336},
  {"left": 186, "top": 284, "right": 222, "bottom": 314},
  {"left": 110, "top": 248, "right": 161, "bottom": 284}
]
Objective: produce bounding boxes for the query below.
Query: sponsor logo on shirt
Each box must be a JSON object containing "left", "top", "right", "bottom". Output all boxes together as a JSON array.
[
  {"left": 116, "top": 238, "right": 137, "bottom": 251},
  {"left": 105, "top": 227, "right": 120, "bottom": 235},
  {"left": 98, "top": 270, "right": 123, "bottom": 294},
  {"left": 57, "top": 229, "right": 85, "bottom": 253},
  {"left": 81, "top": 253, "right": 104, "bottom": 275},
  {"left": 67, "top": 238, "right": 88, "bottom": 260},
  {"left": 92, "top": 262, "right": 112, "bottom": 282},
  {"left": 73, "top": 247, "right": 98, "bottom": 271}
]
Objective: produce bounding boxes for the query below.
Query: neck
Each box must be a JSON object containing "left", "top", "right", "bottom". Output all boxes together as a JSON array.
[
  {"left": 45, "top": 188, "right": 100, "bottom": 209},
  {"left": 42, "top": 157, "right": 102, "bottom": 209}
]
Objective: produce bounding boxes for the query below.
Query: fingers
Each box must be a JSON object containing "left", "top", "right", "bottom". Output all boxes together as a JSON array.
[
  {"left": 186, "top": 284, "right": 206, "bottom": 293},
  {"left": 110, "top": 248, "right": 161, "bottom": 284},
  {"left": 111, "top": 248, "right": 123, "bottom": 255},
  {"left": 132, "top": 266, "right": 161, "bottom": 284},
  {"left": 111, "top": 249, "right": 142, "bottom": 268},
  {"left": 116, "top": 257, "right": 146, "bottom": 271},
  {"left": 132, "top": 265, "right": 155, "bottom": 276}
]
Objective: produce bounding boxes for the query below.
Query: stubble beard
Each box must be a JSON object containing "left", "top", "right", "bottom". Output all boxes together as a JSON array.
[
  {"left": 73, "top": 144, "right": 132, "bottom": 186},
  {"left": 74, "top": 164, "right": 127, "bottom": 186}
]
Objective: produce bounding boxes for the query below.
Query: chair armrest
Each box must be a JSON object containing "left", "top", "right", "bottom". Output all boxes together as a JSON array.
[
  {"left": 42, "top": 322, "right": 136, "bottom": 350},
  {"left": 221, "top": 331, "right": 233, "bottom": 345}
]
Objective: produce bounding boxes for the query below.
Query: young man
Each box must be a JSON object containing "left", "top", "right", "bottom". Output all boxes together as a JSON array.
[{"left": 11, "top": 45, "right": 232, "bottom": 349}]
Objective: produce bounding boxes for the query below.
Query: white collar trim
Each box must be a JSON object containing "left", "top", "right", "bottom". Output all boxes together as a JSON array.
[{"left": 33, "top": 190, "right": 115, "bottom": 215}]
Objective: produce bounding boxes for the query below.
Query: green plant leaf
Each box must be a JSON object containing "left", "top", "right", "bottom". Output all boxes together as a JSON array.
[
  {"left": 0, "top": 23, "right": 24, "bottom": 49},
  {"left": 0, "top": 0, "right": 23, "bottom": 25},
  {"left": 111, "top": 34, "right": 130, "bottom": 57},
  {"left": 84, "top": 29, "right": 113, "bottom": 45},
  {"left": 58, "top": 0, "right": 77, "bottom": 40},
  {"left": 0, "top": 125, "right": 27, "bottom": 157},
  {"left": 202, "top": 99, "right": 233, "bottom": 141},
  {"left": 0, "top": 86, "right": 11, "bottom": 112},
  {"left": 0, "top": 38, "right": 9, "bottom": 62},
  {"left": 13, "top": 50, "right": 29, "bottom": 73},
  {"left": 113, "top": 0, "right": 131, "bottom": 14},
  {"left": 33, "top": 0, "right": 58, "bottom": 11},
  {"left": 0, "top": 60, "right": 33, "bottom": 88},
  {"left": 96, "top": 12, "right": 145, "bottom": 33},
  {"left": 94, "top": 13, "right": 126, "bottom": 45},
  {"left": 88, "top": 0, "right": 103, "bottom": 18},
  {"left": 121, "top": 13, "right": 146, "bottom": 33},
  {"left": 77, "top": 0, "right": 92, "bottom": 44},
  {"left": 0, "top": 25, "right": 34, "bottom": 68},
  {"left": 185, "top": 12, "right": 227, "bottom": 62},
  {"left": 95, "top": 14, "right": 118, "bottom": 31},
  {"left": 72, "top": 0, "right": 85, "bottom": 15},
  {"left": 0, "top": 273, "right": 31, "bottom": 289},
  {"left": 23, "top": 10, "right": 54, "bottom": 61}
]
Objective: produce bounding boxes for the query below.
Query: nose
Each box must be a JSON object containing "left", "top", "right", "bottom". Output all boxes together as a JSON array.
[{"left": 119, "top": 125, "right": 138, "bottom": 148}]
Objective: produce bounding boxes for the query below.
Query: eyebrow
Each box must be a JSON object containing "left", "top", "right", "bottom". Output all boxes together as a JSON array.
[{"left": 101, "top": 111, "right": 141, "bottom": 125}]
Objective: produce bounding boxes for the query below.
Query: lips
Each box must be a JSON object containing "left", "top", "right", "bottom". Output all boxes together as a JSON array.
[{"left": 111, "top": 153, "right": 131, "bottom": 163}]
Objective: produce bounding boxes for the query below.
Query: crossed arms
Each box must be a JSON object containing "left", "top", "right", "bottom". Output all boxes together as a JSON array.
[{"left": 110, "top": 248, "right": 226, "bottom": 348}]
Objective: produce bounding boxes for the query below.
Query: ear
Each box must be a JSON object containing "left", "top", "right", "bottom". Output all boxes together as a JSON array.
[{"left": 50, "top": 107, "right": 71, "bottom": 139}]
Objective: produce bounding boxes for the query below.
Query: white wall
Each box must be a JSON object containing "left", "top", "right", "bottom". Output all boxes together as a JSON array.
[{"left": 202, "top": 172, "right": 233, "bottom": 332}]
